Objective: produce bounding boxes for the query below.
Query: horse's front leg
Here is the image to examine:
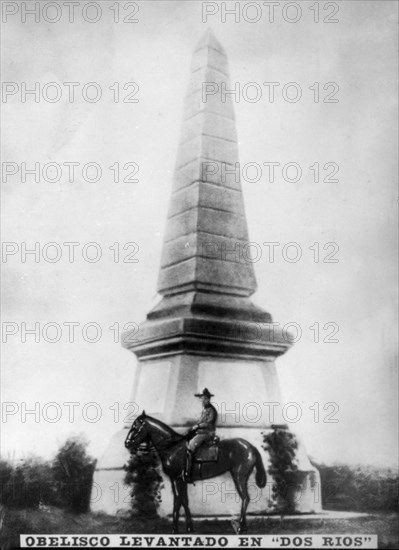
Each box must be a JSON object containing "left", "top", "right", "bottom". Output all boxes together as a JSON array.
[
  {"left": 177, "top": 479, "right": 194, "bottom": 533},
  {"left": 171, "top": 480, "right": 182, "bottom": 534}
]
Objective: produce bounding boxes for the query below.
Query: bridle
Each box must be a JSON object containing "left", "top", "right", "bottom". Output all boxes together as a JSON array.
[{"left": 126, "top": 419, "right": 147, "bottom": 449}]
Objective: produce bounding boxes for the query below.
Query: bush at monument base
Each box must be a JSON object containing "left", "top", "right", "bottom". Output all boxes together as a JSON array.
[
  {"left": 262, "top": 426, "right": 310, "bottom": 514},
  {"left": 124, "top": 447, "right": 164, "bottom": 517}
]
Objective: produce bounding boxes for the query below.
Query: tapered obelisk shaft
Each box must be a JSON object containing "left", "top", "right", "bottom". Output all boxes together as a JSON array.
[{"left": 157, "top": 30, "right": 256, "bottom": 298}]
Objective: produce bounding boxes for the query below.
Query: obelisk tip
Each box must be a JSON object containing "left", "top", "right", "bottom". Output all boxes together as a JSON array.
[{"left": 195, "top": 29, "right": 226, "bottom": 54}]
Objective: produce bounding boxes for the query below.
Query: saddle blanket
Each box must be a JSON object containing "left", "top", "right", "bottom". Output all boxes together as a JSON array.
[{"left": 194, "top": 444, "right": 219, "bottom": 462}]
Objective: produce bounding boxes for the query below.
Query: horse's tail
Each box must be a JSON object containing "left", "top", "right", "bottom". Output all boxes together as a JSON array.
[{"left": 254, "top": 447, "right": 267, "bottom": 488}]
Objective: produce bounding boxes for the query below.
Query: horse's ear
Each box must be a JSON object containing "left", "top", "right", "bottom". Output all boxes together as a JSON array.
[{"left": 142, "top": 409, "right": 146, "bottom": 417}]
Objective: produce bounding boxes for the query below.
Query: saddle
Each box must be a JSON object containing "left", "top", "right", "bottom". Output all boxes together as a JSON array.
[{"left": 193, "top": 436, "right": 220, "bottom": 463}]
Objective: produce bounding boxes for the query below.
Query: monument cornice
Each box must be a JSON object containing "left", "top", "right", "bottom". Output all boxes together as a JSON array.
[{"left": 122, "top": 315, "right": 292, "bottom": 361}]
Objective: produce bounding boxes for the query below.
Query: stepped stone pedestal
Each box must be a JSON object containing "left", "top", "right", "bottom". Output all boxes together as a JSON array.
[{"left": 92, "top": 30, "right": 321, "bottom": 517}]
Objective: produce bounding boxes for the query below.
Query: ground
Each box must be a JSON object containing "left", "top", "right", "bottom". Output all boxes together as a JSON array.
[{"left": 1, "top": 507, "right": 398, "bottom": 549}]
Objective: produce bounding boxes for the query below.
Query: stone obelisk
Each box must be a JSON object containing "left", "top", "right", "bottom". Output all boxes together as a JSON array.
[{"left": 92, "top": 30, "right": 321, "bottom": 516}]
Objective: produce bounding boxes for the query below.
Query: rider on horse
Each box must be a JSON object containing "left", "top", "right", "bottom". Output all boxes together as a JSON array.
[{"left": 183, "top": 387, "right": 218, "bottom": 482}]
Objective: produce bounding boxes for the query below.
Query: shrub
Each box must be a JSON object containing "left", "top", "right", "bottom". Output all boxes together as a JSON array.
[
  {"left": 52, "top": 435, "right": 96, "bottom": 514},
  {"left": 0, "top": 456, "right": 55, "bottom": 509},
  {"left": 1, "top": 436, "right": 96, "bottom": 512},
  {"left": 313, "top": 462, "right": 399, "bottom": 512},
  {"left": 262, "top": 425, "right": 304, "bottom": 513},
  {"left": 124, "top": 446, "right": 163, "bottom": 517},
  {"left": 0, "top": 460, "right": 15, "bottom": 507}
]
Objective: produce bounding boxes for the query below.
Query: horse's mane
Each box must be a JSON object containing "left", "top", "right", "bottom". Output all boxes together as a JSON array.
[{"left": 145, "top": 415, "right": 185, "bottom": 443}]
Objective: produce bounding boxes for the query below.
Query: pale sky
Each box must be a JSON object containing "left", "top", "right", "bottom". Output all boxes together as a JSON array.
[{"left": 1, "top": 1, "right": 398, "bottom": 468}]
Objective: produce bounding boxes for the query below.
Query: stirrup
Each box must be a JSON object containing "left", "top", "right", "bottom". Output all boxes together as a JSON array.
[{"left": 181, "top": 471, "right": 195, "bottom": 485}]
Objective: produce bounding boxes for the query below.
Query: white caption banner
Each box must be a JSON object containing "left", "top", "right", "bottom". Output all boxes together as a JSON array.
[{"left": 21, "top": 534, "right": 378, "bottom": 548}]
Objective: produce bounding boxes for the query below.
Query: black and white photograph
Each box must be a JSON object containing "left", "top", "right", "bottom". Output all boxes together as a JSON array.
[{"left": 1, "top": 1, "right": 398, "bottom": 548}]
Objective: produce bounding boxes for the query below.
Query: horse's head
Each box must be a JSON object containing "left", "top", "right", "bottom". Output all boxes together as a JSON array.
[{"left": 124, "top": 410, "right": 149, "bottom": 451}]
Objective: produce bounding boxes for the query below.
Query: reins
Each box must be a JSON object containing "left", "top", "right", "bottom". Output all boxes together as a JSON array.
[{"left": 130, "top": 419, "right": 186, "bottom": 454}]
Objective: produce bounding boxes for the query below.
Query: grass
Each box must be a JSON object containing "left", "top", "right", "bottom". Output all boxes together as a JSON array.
[{"left": 0, "top": 507, "right": 398, "bottom": 549}]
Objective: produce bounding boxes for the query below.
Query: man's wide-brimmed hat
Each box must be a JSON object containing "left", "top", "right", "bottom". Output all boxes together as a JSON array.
[{"left": 195, "top": 387, "right": 214, "bottom": 398}]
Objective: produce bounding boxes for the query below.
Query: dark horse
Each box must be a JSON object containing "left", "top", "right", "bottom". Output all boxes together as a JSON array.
[{"left": 124, "top": 411, "right": 267, "bottom": 534}]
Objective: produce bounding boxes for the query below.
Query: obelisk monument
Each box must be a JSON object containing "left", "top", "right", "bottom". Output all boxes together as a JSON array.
[{"left": 92, "top": 30, "right": 321, "bottom": 516}]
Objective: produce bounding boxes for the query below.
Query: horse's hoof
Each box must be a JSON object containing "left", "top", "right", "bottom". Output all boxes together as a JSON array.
[
  {"left": 172, "top": 528, "right": 179, "bottom": 534},
  {"left": 238, "top": 526, "right": 248, "bottom": 534},
  {"left": 187, "top": 525, "right": 194, "bottom": 533}
]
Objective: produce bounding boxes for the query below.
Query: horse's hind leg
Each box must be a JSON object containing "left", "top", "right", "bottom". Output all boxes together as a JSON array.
[{"left": 231, "top": 470, "right": 250, "bottom": 534}]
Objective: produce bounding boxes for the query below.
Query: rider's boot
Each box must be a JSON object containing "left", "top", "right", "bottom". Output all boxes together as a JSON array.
[{"left": 182, "top": 450, "right": 194, "bottom": 483}]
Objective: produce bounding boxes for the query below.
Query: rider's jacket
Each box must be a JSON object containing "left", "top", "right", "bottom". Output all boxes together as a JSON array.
[{"left": 196, "top": 403, "right": 218, "bottom": 435}]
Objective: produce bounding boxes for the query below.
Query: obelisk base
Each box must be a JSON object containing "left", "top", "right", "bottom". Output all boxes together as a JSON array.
[{"left": 92, "top": 353, "right": 321, "bottom": 515}]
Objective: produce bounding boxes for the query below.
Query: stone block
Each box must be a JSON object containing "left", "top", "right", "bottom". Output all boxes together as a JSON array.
[
  {"left": 182, "top": 89, "right": 235, "bottom": 123},
  {"left": 167, "top": 183, "right": 200, "bottom": 218},
  {"left": 163, "top": 208, "right": 198, "bottom": 242},
  {"left": 158, "top": 255, "right": 256, "bottom": 296},
  {"left": 199, "top": 182, "right": 245, "bottom": 214},
  {"left": 168, "top": 181, "right": 245, "bottom": 219},
  {"left": 160, "top": 231, "right": 257, "bottom": 270},
  {"left": 175, "top": 134, "right": 238, "bottom": 171},
  {"left": 180, "top": 111, "right": 237, "bottom": 144},
  {"left": 163, "top": 206, "right": 249, "bottom": 243},
  {"left": 196, "top": 207, "right": 249, "bottom": 240},
  {"left": 157, "top": 257, "right": 197, "bottom": 294},
  {"left": 186, "top": 66, "right": 232, "bottom": 98},
  {"left": 191, "top": 47, "right": 229, "bottom": 75},
  {"left": 194, "top": 256, "right": 257, "bottom": 290},
  {"left": 174, "top": 157, "right": 242, "bottom": 191}
]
